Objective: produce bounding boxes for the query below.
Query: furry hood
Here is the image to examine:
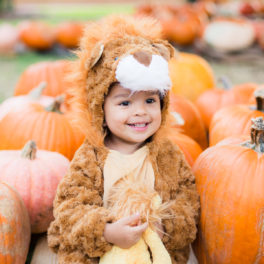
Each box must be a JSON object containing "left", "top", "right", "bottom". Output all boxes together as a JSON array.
[{"left": 68, "top": 15, "right": 175, "bottom": 147}]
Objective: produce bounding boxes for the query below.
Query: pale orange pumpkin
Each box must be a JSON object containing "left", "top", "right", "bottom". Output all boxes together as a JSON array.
[
  {"left": 209, "top": 89, "right": 264, "bottom": 146},
  {"left": 169, "top": 52, "right": 215, "bottom": 102},
  {"left": 0, "top": 82, "right": 54, "bottom": 121},
  {"left": 14, "top": 60, "right": 69, "bottom": 97},
  {"left": 18, "top": 20, "right": 55, "bottom": 50},
  {"left": 0, "top": 141, "right": 69, "bottom": 233},
  {"left": 196, "top": 82, "right": 258, "bottom": 129},
  {"left": 56, "top": 21, "right": 84, "bottom": 49},
  {"left": 169, "top": 93, "right": 208, "bottom": 149},
  {"left": 0, "top": 182, "right": 31, "bottom": 263},
  {"left": 167, "top": 128, "right": 203, "bottom": 167},
  {"left": 0, "top": 98, "right": 85, "bottom": 160},
  {"left": 193, "top": 117, "right": 264, "bottom": 263}
]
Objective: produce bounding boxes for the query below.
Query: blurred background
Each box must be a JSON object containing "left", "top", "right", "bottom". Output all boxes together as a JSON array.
[{"left": 0, "top": 0, "right": 264, "bottom": 102}]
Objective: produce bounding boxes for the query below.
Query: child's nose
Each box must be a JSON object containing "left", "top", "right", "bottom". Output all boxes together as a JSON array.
[{"left": 133, "top": 103, "right": 147, "bottom": 116}]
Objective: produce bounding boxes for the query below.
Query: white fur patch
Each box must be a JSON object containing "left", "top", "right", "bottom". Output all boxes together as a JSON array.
[{"left": 115, "top": 54, "right": 171, "bottom": 95}]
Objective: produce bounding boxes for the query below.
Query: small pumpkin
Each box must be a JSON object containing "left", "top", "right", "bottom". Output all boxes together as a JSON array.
[
  {"left": 55, "top": 21, "right": 84, "bottom": 49},
  {"left": 193, "top": 117, "right": 264, "bottom": 263},
  {"left": 203, "top": 18, "right": 256, "bottom": 52},
  {"left": 169, "top": 93, "right": 208, "bottom": 149},
  {"left": 0, "top": 23, "right": 19, "bottom": 55},
  {"left": 0, "top": 97, "right": 85, "bottom": 160},
  {"left": 209, "top": 88, "right": 264, "bottom": 146},
  {"left": 0, "top": 141, "right": 69, "bottom": 233},
  {"left": 169, "top": 52, "right": 215, "bottom": 102},
  {"left": 0, "top": 182, "right": 31, "bottom": 263},
  {"left": 18, "top": 20, "right": 55, "bottom": 50},
  {"left": 14, "top": 60, "right": 69, "bottom": 97}
]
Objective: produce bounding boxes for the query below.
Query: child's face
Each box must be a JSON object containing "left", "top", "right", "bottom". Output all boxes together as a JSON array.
[{"left": 104, "top": 83, "right": 162, "bottom": 150}]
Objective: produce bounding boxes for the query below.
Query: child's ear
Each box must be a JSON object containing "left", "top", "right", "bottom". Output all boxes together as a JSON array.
[{"left": 85, "top": 42, "right": 104, "bottom": 70}]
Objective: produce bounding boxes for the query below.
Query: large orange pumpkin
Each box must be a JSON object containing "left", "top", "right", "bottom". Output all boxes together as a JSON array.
[
  {"left": 18, "top": 21, "right": 55, "bottom": 50},
  {"left": 193, "top": 117, "right": 264, "bottom": 263},
  {"left": 169, "top": 93, "right": 208, "bottom": 149},
  {"left": 196, "top": 82, "right": 258, "bottom": 129},
  {"left": 209, "top": 89, "right": 264, "bottom": 146},
  {"left": 0, "top": 141, "right": 69, "bottom": 233},
  {"left": 169, "top": 52, "right": 215, "bottom": 102},
  {"left": 0, "top": 182, "right": 31, "bottom": 263},
  {"left": 0, "top": 98, "right": 85, "bottom": 160},
  {"left": 14, "top": 60, "right": 69, "bottom": 97}
]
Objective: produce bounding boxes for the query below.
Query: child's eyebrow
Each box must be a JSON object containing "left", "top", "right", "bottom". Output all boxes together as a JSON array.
[{"left": 113, "top": 94, "right": 131, "bottom": 99}]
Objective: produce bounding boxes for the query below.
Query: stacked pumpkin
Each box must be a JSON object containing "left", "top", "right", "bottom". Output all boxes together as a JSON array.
[{"left": 0, "top": 59, "right": 88, "bottom": 262}]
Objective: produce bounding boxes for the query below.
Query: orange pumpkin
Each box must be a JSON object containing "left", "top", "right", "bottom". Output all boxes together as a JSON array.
[
  {"left": 161, "top": 9, "right": 199, "bottom": 46},
  {"left": 56, "top": 21, "right": 84, "bottom": 49},
  {"left": 196, "top": 82, "right": 258, "bottom": 129},
  {"left": 0, "top": 82, "right": 54, "bottom": 121},
  {"left": 209, "top": 89, "right": 264, "bottom": 146},
  {"left": 18, "top": 21, "right": 55, "bottom": 50},
  {"left": 0, "top": 98, "right": 85, "bottom": 160},
  {"left": 193, "top": 117, "right": 264, "bottom": 263},
  {"left": 14, "top": 60, "right": 69, "bottom": 97},
  {"left": 169, "top": 52, "right": 215, "bottom": 102},
  {"left": 0, "top": 182, "right": 31, "bottom": 263},
  {"left": 169, "top": 93, "right": 208, "bottom": 149},
  {"left": 168, "top": 128, "right": 203, "bottom": 167},
  {"left": 0, "top": 141, "right": 69, "bottom": 233}
]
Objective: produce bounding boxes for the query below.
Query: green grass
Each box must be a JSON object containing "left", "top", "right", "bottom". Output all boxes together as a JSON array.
[{"left": 0, "top": 3, "right": 135, "bottom": 24}]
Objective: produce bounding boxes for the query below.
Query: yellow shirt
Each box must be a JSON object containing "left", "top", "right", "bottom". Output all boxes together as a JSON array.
[{"left": 103, "top": 146, "right": 155, "bottom": 207}]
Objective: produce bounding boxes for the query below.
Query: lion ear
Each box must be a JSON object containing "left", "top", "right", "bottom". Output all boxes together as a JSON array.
[
  {"left": 86, "top": 42, "right": 104, "bottom": 70},
  {"left": 152, "top": 41, "right": 175, "bottom": 61}
]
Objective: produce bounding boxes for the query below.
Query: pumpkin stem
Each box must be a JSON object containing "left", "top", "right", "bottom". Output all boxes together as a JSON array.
[
  {"left": 242, "top": 117, "right": 264, "bottom": 153},
  {"left": 254, "top": 89, "right": 264, "bottom": 111},
  {"left": 45, "top": 95, "right": 64, "bottom": 114},
  {"left": 250, "top": 117, "right": 264, "bottom": 152},
  {"left": 21, "top": 140, "right": 37, "bottom": 160},
  {"left": 218, "top": 76, "right": 232, "bottom": 90},
  {"left": 28, "top": 82, "right": 47, "bottom": 99}
]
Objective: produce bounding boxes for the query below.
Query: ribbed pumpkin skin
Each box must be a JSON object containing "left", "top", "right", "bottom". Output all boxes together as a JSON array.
[
  {"left": 0, "top": 182, "right": 31, "bottom": 263},
  {"left": 193, "top": 141, "right": 264, "bottom": 263},
  {"left": 0, "top": 148, "right": 69, "bottom": 233},
  {"left": 196, "top": 83, "right": 258, "bottom": 129},
  {"left": 209, "top": 105, "right": 264, "bottom": 146},
  {"left": 14, "top": 60, "right": 69, "bottom": 97},
  {"left": 0, "top": 103, "right": 84, "bottom": 160},
  {"left": 168, "top": 129, "right": 202, "bottom": 167},
  {"left": 169, "top": 53, "right": 215, "bottom": 102},
  {"left": 169, "top": 93, "right": 208, "bottom": 149}
]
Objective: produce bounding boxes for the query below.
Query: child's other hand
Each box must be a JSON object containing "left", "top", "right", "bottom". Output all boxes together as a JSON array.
[{"left": 103, "top": 213, "right": 148, "bottom": 249}]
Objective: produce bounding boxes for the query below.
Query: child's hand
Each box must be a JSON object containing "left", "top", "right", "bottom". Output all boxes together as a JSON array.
[{"left": 103, "top": 213, "right": 148, "bottom": 249}]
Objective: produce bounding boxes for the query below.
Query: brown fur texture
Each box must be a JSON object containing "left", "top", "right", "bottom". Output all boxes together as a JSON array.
[{"left": 48, "top": 15, "right": 200, "bottom": 264}]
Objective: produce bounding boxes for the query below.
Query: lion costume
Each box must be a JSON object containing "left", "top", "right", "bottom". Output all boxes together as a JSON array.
[{"left": 47, "top": 15, "right": 200, "bottom": 264}]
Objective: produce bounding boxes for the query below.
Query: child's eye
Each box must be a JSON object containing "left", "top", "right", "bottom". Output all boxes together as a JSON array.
[
  {"left": 119, "top": 101, "right": 130, "bottom": 106},
  {"left": 146, "top": 98, "right": 155, "bottom": 104}
]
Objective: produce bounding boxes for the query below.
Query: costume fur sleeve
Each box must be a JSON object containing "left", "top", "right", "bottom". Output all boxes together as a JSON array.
[
  {"left": 150, "top": 139, "right": 200, "bottom": 260},
  {"left": 47, "top": 140, "right": 114, "bottom": 261}
]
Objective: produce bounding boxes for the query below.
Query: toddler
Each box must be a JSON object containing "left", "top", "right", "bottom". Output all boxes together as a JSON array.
[{"left": 48, "top": 15, "right": 199, "bottom": 264}]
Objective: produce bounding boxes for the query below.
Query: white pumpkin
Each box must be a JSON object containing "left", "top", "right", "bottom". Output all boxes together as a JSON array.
[{"left": 203, "top": 19, "right": 256, "bottom": 52}]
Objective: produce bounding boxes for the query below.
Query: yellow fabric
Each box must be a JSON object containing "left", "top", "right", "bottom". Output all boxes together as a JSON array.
[{"left": 103, "top": 146, "right": 155, "bottom": 207}]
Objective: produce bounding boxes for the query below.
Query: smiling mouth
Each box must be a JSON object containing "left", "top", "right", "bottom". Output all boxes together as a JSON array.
[{"left": 127, "top": 123, "right": 149, "bottom": 127}]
